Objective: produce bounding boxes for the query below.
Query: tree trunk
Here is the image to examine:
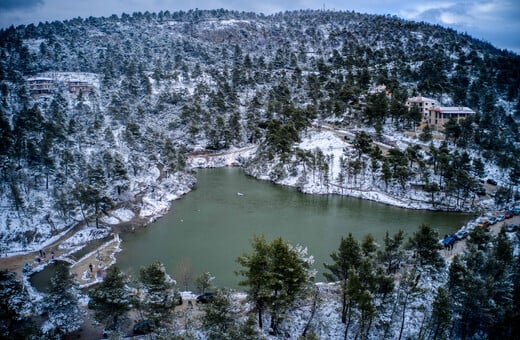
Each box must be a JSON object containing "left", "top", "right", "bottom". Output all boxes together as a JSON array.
[
  {"left": 257, "top": 306, "right": 263, "bottom": 329},
  {"left": 398, "top": 299, "right": 408, "bottom": 340},
  {"left": 365, "top": 316, "right": 373, "bottom": 339},
  {"left": 302, "top": 287, "right": 319, "bottom": 338},
  {"left": 341, "top": 290, "right": 348, "bottom": 323},
  {"left": 79, "top": 205, "right": 90, "bottom": 228},
  {"left": 95, "top": 201, "right": 99, "bottom": 228},
  {"left": 344, "top": 306, "right": 352, "bottom": 340}
]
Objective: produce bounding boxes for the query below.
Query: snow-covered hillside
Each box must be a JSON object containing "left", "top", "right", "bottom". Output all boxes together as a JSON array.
[{"left": 0, "top": 8, "right": 518, "bottom": 258}]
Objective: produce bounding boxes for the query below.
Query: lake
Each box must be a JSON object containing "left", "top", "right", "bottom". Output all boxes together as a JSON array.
[{"left": 114, "top": 167, "right": 470, "bottom": 289}]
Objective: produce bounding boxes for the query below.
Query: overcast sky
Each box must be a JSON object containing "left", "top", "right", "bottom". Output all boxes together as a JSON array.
[{"left": 0, "top": 0, "right": 518, "bottom": 53}]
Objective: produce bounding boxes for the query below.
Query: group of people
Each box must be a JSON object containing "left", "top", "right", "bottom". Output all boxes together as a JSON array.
[
  {"left": 442, "top": 234, "right": 456, "bottom": 251},
  {"left": 34, "top": 249, "right": 55, "bottom": 264}
]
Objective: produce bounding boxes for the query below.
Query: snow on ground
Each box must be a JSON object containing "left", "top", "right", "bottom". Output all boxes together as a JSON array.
[
  {"left": 73, "top": 235, "right": 122, "bottom": 289},
  {"left": 180, "top": 291, "right": 199, "bottom": 301},
  {"left": 101, "top": 208, "right": 135, "bottom": 225},
  {"left": 187, "top": 145, "right": 258, "bottom": 168},
  {"left": 298, "top": 130, "right": 346, "bottom": 153},
  {"left": 2, "top": 221, "right": 76, "bottom": 257},
  {"left": 139, "top": 172, "right": 196, "bottom": 220},
  {"left": 252, "top": 129, "right": 437, "bottom": 210},
  {"left": 58, "top": 225, "right": 111, "bottom": 250},
  {"left": 101, "top": 215, "right": 119, "bottom": 225}
]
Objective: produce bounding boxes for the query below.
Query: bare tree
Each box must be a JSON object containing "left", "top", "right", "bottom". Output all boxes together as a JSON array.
[{"left": 174, "top": 257, "right": 193, "bottom": 291}]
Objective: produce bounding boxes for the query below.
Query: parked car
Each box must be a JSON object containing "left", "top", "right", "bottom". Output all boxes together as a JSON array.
[
  {"left": 496, "top": 215, "right": 505, "bottom": 222},
  {"left": 486, "top": 178, "right": 497, "bottom": 185},
  {"left": 513, "top": 208, "right": 520, "bottom": 215},
  {"left": 488, "top": 217, "right": 497, "bottom": 225},
  {"left": 505, "top": 224, "right": 518, "bottom": 232},
  {"left": 505, "top": 211, "right": 514, "bottom": 219},
  {"left": 441, "top": 235, "right": 456, "bottom": 248},
  {"left": 133, "top": 319, "right": 152, "bottom": 335},
  {"left": 455, "top": 230, "right": 469, "bottom": 240},
  {"left": 475, "top": 186, "right": 486, "bottom": 196},
  {"left": 196, "top": 292, "right": 216, "bottom": 303},
  {"left": 476, "top": 218, "right": 490, "bottom": 228},
  {"left": 465, "top": 223, "right": 476, "bottom": 232}
]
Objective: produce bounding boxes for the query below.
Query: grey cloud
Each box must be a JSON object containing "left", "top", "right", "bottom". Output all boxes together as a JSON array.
[{"left": 0, "top": 0, "right": 44, "bottom": 11}]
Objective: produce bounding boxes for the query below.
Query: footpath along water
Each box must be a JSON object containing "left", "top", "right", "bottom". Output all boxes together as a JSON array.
[{"left": 115, "top": 168, "right": 470, "bottom": 289}]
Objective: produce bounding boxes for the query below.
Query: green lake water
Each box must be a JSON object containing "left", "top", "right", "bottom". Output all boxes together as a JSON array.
[{"left": 114, "top": 167, "right": 470, "bottom": 289}]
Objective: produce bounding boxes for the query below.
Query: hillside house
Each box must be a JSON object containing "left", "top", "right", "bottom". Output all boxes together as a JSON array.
[
  {"left": 27, "top": 77, "right": 55, "bottom": 96},
  {"left": 66, "top": 80, "right": 93, "bottom": 96},
  {"left": 426, "top": 106, "right": 476, "bottom": 130},
  {"left": 369, "top": 84, "right": 392, "bottom": 97},
  {"left": 406, "top": 96, "right": 437, "bottom": 122}
]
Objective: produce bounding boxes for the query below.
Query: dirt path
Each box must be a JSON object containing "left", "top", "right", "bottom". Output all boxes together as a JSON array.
[
  {"left": 0, "top": 220, "right": 89, "bottom": 279},
  {"left": 0, "top": 176, "right": 152, "bottom": 280}
]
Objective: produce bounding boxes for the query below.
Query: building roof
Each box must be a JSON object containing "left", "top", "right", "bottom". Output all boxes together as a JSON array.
[
  {"left": 407, "top": 96, "right": 437, "bottom": 103},
  {"left": 27, "top": 77, "right": 54, "bottom": 82},
  {"left": 433, "top": 106, "right": 475, "bottom": 115},
  {"left": 67, "top": 80, "right": 91, "bottom": 84}
]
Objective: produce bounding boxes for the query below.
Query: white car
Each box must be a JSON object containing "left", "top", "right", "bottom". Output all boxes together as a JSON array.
[
  {"left": 466, "top": 223, "right": 476, "bottom": 231},
  {"left": 455, "top": 230, "right": 469, "bottom": 239}
]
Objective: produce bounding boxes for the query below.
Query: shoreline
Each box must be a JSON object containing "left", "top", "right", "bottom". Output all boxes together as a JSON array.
[
  {"left": 2, "top": 150, "right": 517, "bottom": 340},
  {"left": 0, "top": 171, "right": 196, "bottom": 279},
  {"left": 0, "top": 146, "right": 501, "bottom": 285}
]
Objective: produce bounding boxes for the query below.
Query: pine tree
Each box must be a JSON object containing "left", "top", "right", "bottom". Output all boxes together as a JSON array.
[
  {"left": 196, "top": 272, "right": 215, "bottom": 295},
  {"left": 268, "top": 238, "right": 312, "bottom": 334},
  {"left": 41, "top": 263, "right": 82, "bottom": 338},
  {"left": 466, "top": 226, "right": 491, "bottom": 250},
  {"left": 488, "top": 230, "right": 515, "bottom": 338},
  {"left": 88, "top": 266, "right": 130, "bottom": 331},
  {"left": 448, "top": 235, "right": 515, "bottom": 338},
  {"left": 378, "top": 230, "right": 405, "bottom": 274},
  {"left": 323, "top": 234, "right": 362, "bottom": 323},
  {"left": 356, "top": 283, "right": 377, "bottom": 340},
  {"left": 508, "top": 252, "right": 520, "bottom": 338},
  {"left": 236, "top": 235, "right": 313, "bottom": 334},
  {"left": 0, "top": 270, "right": 36, "bottom": 338},
  {"left": 138, "top": 261, "right": 177, "bottom": 329},
  {"left": 427, "top": 286, "right": 451, "bottom": 339},
  {"left": 236, "top": 235, "right": 270, "bottom": 330},
  {"left": 419, "top": 125, "right": 432, "bottom": 142},
  {"left": 396, "top": 267, "right": 425, "bottom": 340},
  {"left": 9, "top": 181, "right": 24, "bottom": 212},
  {"left": 352, "top": 131, "right": 373, "bottom": 159},
  {"left": 408, "top": 224, "right": 444, "bottom": 269},
  {"left": 235, "top": 314, "right": 261, "bottom": 340},
  {"left": 343, "top": 269, "right": 362, "bottom": 338},
  {"left": 201, "top": 289, "right": 237, "bottom": 339},
  {"left": 0, "top": 109, "right": 13, "bottom": 156}
]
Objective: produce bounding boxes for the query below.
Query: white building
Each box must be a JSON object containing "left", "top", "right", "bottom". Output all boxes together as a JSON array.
[
  {"left": 426, "top": 106, "right": 476, "bottom": 130},
  {"left": 406, "top": 96, "right": 438, "bottom": 122}
]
